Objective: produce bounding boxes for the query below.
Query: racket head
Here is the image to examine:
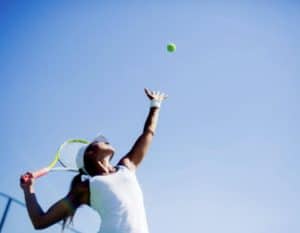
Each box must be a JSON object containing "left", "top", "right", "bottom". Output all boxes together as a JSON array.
[
  {"left": 22, "top": 139, "right": 90, "bottom": 182},
  {"left": 54, "top": 139, "right": 89, "bottom": 170}
]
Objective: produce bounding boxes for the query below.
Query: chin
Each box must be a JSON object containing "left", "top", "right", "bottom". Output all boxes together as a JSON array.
[
  {"left": 109, "top": 151, "right": 115, "bottom": 161},
  {"left": 109, "top": 146, "right": 116, "bottom": 154}
]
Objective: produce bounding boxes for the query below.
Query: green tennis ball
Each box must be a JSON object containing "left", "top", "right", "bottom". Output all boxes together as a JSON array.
[{"left": 167, "top": 43, "right": 176, "bottom": 52}]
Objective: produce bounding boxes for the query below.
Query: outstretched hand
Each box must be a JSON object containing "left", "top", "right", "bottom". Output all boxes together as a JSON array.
[{"left": 144, "top": 88, "right": 168, "bottom": 102}]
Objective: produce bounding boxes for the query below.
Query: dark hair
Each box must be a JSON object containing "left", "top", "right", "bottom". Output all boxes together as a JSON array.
[{"left": 62, "top": 169, "right": 87, "bottom": 231}]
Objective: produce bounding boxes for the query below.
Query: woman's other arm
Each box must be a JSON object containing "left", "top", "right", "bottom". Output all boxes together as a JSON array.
[
  {"left": 118, "top": 88, "right": 167, "bottom": 170},
  {"left": 20, "top": 172, "right": 79, "bottom": 229}
]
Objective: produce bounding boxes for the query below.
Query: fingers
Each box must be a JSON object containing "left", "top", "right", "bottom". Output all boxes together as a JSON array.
[
  {"left": 155, "top": 91, "right": 168, "bottom": 101},
  {"left": 23, "top": 172, "right": 33, "bottom": 179},
  {"left": 20, "top": 172, "right": 34, "bottom": 185},
  {"left": 144, "top": 88, "right": 153, "bottom": 99},
  {"left": 144, "top": 88, "right": 168, "bottom": 100}
]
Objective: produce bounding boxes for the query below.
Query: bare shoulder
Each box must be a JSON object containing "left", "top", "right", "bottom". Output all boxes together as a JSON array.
[{"left": 117, "top": 157, "right": 136, "bottom": 172}]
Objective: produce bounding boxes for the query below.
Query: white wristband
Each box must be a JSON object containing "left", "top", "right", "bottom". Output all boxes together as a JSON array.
[{"left": 150, "top": 99, "right": 161, "bottom": 108}]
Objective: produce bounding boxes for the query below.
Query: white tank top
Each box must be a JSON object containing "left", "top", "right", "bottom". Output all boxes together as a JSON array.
[{"left": 88, "top": 165, "right": 149, "bottom": 233}]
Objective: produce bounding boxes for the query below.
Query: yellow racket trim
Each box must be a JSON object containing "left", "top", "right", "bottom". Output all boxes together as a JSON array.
[{"left": 48, "top": 139, "right": 90, "bottom": 169}]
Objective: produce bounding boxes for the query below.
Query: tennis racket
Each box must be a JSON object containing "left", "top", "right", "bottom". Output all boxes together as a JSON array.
[{"left": 21, "top": 139, "right": 89, "bottom": 183}]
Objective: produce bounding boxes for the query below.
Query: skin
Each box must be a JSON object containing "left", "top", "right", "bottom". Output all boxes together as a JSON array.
[{"left": 20, "top": 88, "right": 167, "bottom": 230}]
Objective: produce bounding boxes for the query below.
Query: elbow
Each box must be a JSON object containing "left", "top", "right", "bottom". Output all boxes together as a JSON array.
[
  {"left": 33, "top": 222, "right": 47, "bottom": 230},
  {"left": 33, "top": 224, "right": 44, "bottom": 230},
  {"left": 143, "top": 128, "right": 155, "bottom": 136},
  {"left": 32, "top": 218, "right": 48, "bottom": 230}
]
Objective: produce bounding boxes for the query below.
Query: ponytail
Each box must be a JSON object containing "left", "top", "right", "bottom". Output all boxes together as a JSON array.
[{"left": 62, "top": 169, "right": 88, "bottom": 231}]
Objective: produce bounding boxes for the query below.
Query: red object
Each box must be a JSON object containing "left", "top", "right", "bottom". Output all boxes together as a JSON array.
[{"left": 21, "top": 167, "right": 50, "bottom": 183}]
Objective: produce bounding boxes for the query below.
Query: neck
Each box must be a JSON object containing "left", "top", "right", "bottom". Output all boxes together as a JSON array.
[{"left": 96, "top": 160, "right": 116, "bottom": 175}]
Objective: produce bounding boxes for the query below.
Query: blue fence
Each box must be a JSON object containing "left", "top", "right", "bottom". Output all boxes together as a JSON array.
[{"left": 0, "top": 192, "right": 81, "bottom": 233}]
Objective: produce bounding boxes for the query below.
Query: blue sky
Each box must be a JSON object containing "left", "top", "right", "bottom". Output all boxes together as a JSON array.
[{"left": 0, "top": 1, "right": 299, "bottom": 232}]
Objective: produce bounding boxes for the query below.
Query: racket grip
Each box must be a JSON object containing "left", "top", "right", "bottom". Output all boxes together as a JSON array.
[
  {"left": 21, "top": 167, "right": 50, "bottom": 184},
  {"left": 33, "top": 167, "right": 50, "bottom": 178}
]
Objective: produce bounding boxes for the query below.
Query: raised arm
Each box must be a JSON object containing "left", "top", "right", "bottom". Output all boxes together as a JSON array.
[
  {"left": 118, "top": 88, "right": 167, "bottom": 171},
  {"left": 20, "top": 172, "right": 82, "bottom": 230}
]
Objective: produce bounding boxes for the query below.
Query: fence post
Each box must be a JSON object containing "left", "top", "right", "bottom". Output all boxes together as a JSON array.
[{"left": 0, "top": 197, "right": 12, "bottom": 233}]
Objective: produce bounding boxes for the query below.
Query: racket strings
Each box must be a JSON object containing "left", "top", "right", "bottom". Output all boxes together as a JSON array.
[{"left": 58, "top": 141, "right": 88, "bottom": 170}]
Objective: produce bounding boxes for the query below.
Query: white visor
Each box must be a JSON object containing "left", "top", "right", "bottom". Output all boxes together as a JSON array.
[{"left": 75, "top": 134, "right": 109, "bottom": 174}]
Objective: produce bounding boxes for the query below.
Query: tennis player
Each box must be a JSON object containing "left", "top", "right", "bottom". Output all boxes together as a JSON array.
[{"left": 20, "top": 88, "right": 167, "bottom": 233}]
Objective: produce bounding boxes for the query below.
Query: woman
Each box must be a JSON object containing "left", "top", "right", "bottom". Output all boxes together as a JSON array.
[{"left": 20, "top": 88, "right": 167, "bottom": 233}]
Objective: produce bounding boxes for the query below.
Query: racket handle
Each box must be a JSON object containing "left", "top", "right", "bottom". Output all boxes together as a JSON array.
[
  {"left": 21, "top": 167, "right": 50, "bottom": 184},
  {"left": 33, "top": 167, "right": 50, "bottom": 178}
]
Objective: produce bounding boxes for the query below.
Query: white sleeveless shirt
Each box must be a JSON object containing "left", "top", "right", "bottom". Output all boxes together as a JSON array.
[{"left": 88, "top": 165, "right": 149, "bottom": 233}]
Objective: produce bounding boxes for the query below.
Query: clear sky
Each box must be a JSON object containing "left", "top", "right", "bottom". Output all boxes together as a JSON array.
[{"left": 0, "top": 1, "right": 299, "bottom": 233}]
